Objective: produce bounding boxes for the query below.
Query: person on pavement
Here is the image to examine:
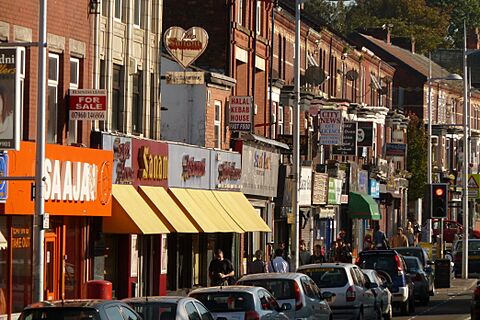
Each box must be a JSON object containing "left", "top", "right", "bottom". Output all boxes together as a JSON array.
[
  {"left": 248, "top": 249, "right": 267, "bottom": 274},
  {"left": 208, "top": 249, "right": 235, "bottom": 286},
  {"left": 299, "top": 240, "right": 311, "bottom": 266},
  {"left": 406, "top": 221, "right": 417, "bottom": 246},
  {"left": 390, "top": 227, "right": 409, "bottom": 248},
  {"left": 373, "top": 224, "right": 389, "bottom": 249},
  {"left": 310, "top": 244, "right": 326, "bottom": 264},
  {"left": 268, "top": 248, "right": 289, "bottom": 272}
]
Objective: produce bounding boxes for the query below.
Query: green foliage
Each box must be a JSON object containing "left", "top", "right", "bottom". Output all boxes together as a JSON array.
[
  {"left": 407, "top": 113, "right": 428, "bottom": 200},
  {"left": 304, "top": 0, "right": 348, "bottom": 34}
]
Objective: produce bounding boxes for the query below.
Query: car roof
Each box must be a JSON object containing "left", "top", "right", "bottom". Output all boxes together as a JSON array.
[
  {"left": 189, "top": 285, "right": 262, "bottom": 295},
  {"left": 24, "top": 300, "right": 118, "bottom": 310},
  {"left": 359, "top": 249, "right": 399, "bottom": 255},
  {"left": 238, "top": 272, "right": 307, "bottom": 281},
  {"left": 297, "top": 262, "right": 356, "bottom": 270},
  {"left": 123, "top": 296, "right": 195, "bottom": 304}
]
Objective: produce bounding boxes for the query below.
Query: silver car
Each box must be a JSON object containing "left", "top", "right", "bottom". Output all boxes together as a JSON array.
[
  {"left": 123, "top": 296, "right": 214, "bottom": 320},
  {"left": 237, "top": 272, "right": 332, "bottom": 320},
  {"left": 189, "top": 285, "right": 290, "bottom": 320},
  {"left": 362, "top": 269, "right": 393, "bottom": 320}
]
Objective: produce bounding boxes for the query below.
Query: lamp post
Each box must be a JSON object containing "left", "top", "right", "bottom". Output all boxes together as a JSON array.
[
  {"left": 462, "top": 20, "right": 469, "bottom": 279},
  {"left": 426, "top": 55, "right": 462, "bottom": 252}
]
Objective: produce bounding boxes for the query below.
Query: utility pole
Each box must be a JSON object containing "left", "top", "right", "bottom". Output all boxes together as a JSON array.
[{"left": 462, "top": 20, "right": 469, "bottom": 279}]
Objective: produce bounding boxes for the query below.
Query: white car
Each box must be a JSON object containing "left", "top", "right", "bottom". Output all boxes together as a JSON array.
[
  {"left": 362, "top": 269, "right": 393, "bottom": 320},
  {"left": 298, "top": 263, "right": 378, "bottom": 320},
  {"left": 189, "top": 285, "right": 290, "bottom": 320},
  {"left": 237, "top": 272, "right": 332, "bottom": 319}
]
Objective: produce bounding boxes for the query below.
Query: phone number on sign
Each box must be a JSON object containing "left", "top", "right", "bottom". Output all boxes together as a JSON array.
[{"left": 70, "top": 111, "right": 106, "bottom": 120}]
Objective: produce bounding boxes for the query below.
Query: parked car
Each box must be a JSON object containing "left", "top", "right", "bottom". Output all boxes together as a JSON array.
[
  {"left": 19, "top": 300, "right": 142, "bottom": 320},
  {"left": 356, "top": 250, "right": 415, "bottom": 315},
  {"left": 403, "top": 256, "right": 431, "bottom": 305},
  {"left": 394, "top": 247, "right": 435, "bottom": 295},
  {"left": 471, "top": 280, "right": 480, "bottom": 319},
  {"left": 429, "top": 219, "right": 480, "bottom": 243},
  {"left": 453, "top": 238, "right": 480, "bottom": 277},
  {"left": 124, "top": 296, "right": 214, "bottom": 320},
  {"left": 189, "top": 285, "right": 290, "bottom": 320},
  {"left": 362, "top": 269, "right": 393, "bottom": 320},
  {"left": 297, "top": 263, "right": 378, "bottom": 320},
  {"left": 236, "top": 272, "right": 332, "bottom": 320}
]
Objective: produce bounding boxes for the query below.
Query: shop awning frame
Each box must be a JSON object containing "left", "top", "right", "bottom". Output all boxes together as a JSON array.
[{"left": 348, "top": 191, "right": 381, "bottom": 220}]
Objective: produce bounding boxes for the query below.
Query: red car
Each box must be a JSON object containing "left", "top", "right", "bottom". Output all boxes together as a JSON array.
[{"left": 432, "top": 219, "right": 480, "bottom": 243}]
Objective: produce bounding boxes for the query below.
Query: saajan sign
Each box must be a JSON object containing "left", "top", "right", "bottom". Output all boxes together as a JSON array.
[{"left": 69, "top": 89, "right": 107, "bottom": 120}]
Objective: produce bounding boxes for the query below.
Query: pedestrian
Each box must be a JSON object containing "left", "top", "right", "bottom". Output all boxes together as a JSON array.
[
  {"left": 299, "top": 240, "right": 311, "bottom": 266},
  {"left": 335, "top": 239, "right": 352, "bottom": 263},
  {"left": 208, "top": 249, "right": 235, "bottom": 286},
  {"left": 406, "top": 221, "right": 417, "bottom": 247},
  {"left": 373, "top": 224, "right": 389, "bottom": 249},
  {"left": 363, "top": 234, "right": 373, "bottom": 251},
  {"left": 390, "top": 227, "right": 409, "bottom": 248},
  {"left": 268, "top": 248, "right": 289, "bottom": 272},
  {"left": 247, "top": 250, "right": 267, "bottom": 274},
  {"left": 310, "top": 244, "right": 326, "bottom": 264},
  {"left": 278, "top": 241, "right": 291, "bottom": 269}
]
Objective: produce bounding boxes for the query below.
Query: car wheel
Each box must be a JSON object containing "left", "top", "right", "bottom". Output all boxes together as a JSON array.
[
  {"left": 400, "top": 300, "right": 409, "bottom": 315},
  {"left": 383, "top": 304, "right": 392, "bottom": 320},
  {"left": 409, "top": 295, "right": 416, "bottom": 313}
]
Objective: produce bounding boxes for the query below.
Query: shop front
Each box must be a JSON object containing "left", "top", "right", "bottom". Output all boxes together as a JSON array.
[
  {"left": 0, "top": 142, "right": 113, "bottom": 316},
  {"left": 311, "top": 172, "right": 332, "bottom": 256},
  {"left": 327, "top": 177, "right": 342, "bottom": 258},
  {"left": 299, "top": 166, "right": 313, "bottom": 249}
]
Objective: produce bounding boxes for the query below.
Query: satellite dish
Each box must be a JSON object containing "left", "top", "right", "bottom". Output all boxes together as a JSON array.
[
  {"left": 346, "top": 70, "right": 359, "bottom": 81},
  {"left": 305, "top": 66, "right": 326, "bottom": 85}
]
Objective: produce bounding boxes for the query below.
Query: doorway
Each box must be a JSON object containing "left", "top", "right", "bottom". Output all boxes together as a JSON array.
[{"left": 44, "top": 232, "right": 59, "bottom": 301}]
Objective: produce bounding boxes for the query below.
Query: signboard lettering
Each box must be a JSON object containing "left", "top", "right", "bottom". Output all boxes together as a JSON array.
[
  {"left": 69, "top": 89, "right": 107, "bottom": 121},
  {"left": 182, "top": 155, "right": 206, "bottom": 180},
  {"left": 138, "top": 146, "right": 168, "bottom": 180},
  {"left": 385, "top": 143, "right": 407, "bottom": 157},
  {"left": 12, "top": 227, "right": 30, "bottom": 249},
  {"left": 218, "top": 161, "right": 241, "bottom": 183},
  {"left": 319, "top": 110, "right": 343, "bottom": 145},
  {"left": 333, "top": 122, "right": 357, "bottom": 155},
  {"left": 229, "top": 96, "right": 252, "bottom": 131},
  {"left": 164, "top": 27, "right": 209, "bottom": 69}
]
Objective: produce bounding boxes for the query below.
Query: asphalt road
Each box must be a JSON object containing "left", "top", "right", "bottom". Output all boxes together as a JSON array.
[{"left": 393, "top": 278, "right": 477, "bottom": 320}]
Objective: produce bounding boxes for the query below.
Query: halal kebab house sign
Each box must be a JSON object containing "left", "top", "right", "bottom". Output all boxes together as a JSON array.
[{"left": 69, "top": 89, "right": 107, "bottom": 121}]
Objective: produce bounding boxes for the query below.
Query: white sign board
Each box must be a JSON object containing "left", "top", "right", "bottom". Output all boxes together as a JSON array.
[
  {"left": 229, "top": 96, "right": 253, "bottom": 131},
  {"left": 299, "top": 167, "right": 312, "bottom": 206},
  {"left": 166, "top": 71, "right": 205, "bottom": 85},
  {"left": 69, "top": 89, "right": 107, "bottom": 121},
  {"left": 319, "top": 110, "right": 343, "bottom": 145}
]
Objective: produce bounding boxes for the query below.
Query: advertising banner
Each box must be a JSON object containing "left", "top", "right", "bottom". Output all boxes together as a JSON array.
[
  {"left": 168, "top": 143, "right": 210, "bottom": 189},
  {"left": 327, "top": 178, "right": 342, "bottom": 205},
  {"left": 132, "top": 139, "right": 168, "bottom": 187},
  {"left": 333, "top": 122, "right": 357, "bottom": 155},
  {"left": 103, "top": 134, "right": 133, "bottom": 184},
  {"left": 210, "top": 150, "right": 242, "bottom": 190},
  {"left": 229, "top": 96, "right": 253, "bottom": 131},
  {"left": 358, "top": 170, "right": 369, "bottom": 194},
  {"left": 312, "top": 172, "right": 328, "bottom": 205},
  {"left": 164, "top": 26, "right": 209, "bottom": 69},
  {"left": 299, "top": 167, "right": 312, "bottom": 206},
  {"left": 319, "top": 110, "right": 343, "bottom": 145},
  {"left": 357, "top": 122, "right": 374, "bottom": 147},
  {"left": 369, "top": 179, "right": 380, "bottom": 199},
  {"left": 69, "top": 89, "right": 107, "bottom": 121},
  {"left": 0, "top": 48, "right": 21, "bottom": 150},
  {"left": 241, "top": 144, "right": 279, "bottom": 197},
  {"left": 385, "top": 143, "right": 407, "bottom": 157}
]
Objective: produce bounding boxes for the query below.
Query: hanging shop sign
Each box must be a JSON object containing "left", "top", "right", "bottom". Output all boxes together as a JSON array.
[
  {"left": 369, "top": 179, "right": 380, "bottom": 199},
  {"left": 164, "top": 26, "right": 209, "bottom": 69},
  {"left": 312, "top": 172, "right": 328, "bottom": 205},
  {"left": 5, "top": 142, "right": 113, "bottom": 216},
  {"left": 132, "top": 139, "right": 168, "bottom": 187},
  {"left": 0, "top": 48, "right": 21, "bottom": 150},
  {"left": 276, "top": 134, "right": 308, "bottom": 155},
  {"left": 103, "top": 134, "right": 133, "bottom": 184},
  {"left": 357, "top": 122, "right": 374, "bottom": 147},
  {"left": 333, "top": 121, "right": 357, "bottom": 155},
  {"left": 241, "top": 144, "right": 279, "bottom": 198},
  {"left": 327, "top": 178, "right": 342, "bottom": 205},
  {"left": 358, "top": 170, "right": 369, "bottom": 194},
  {"left": 229, "top": 96, "right": 253, "bottom": 131},
  {"left": 69, "top": 89, "right": 107, "bottom": 121},
  {"left": 168, "top": 143, "right": 210, "bottom": 189},
  {"left": 299, "top": 167, "right": 312, "bottom": 206},
  {"left": 210, "top": 150, "right": 242, "bottom": 190},
  {"left": 385, "top": 143, "right": 407, "bottom": 157},
  {"left": 319, "top": 110, "right": 343, "bottom": 145}
]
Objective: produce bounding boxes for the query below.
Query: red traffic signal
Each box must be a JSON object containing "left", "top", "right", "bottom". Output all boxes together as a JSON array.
[
  {"left": 435, "top": 187, "right": 444, "bottom": 197},
  {"left": 431, "top": 183, "right": 448, "bottom": 219}
]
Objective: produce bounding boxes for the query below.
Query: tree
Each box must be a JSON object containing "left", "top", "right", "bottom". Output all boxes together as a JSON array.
[
  {"left": 407, "top": 113, "right": 428, "bottom": 200},
  {"left": 304, "top": 0, "right": 348, "bottom": 33},
  {"left": 344, "top": 0, "right": 451, "bottom": 53}
]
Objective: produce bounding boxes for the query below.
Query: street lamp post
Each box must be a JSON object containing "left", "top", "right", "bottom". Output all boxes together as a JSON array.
[{"left": 462, "top": 21, "right": 469, "bottom": 279}]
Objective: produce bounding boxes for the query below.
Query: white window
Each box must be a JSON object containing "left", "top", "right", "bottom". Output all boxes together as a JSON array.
[
  {"left": 289, "top": 106, "right": 293, "bottom": 134},
  {"left": 271, "top": 102, "right": 276, "bottom": 138},
  {"left": 18, "top": 48, "right": 25, "bottom": 137},
  {"left": 114, "top": 0, "right": 122, "bottom": 20},
  {"left": 256, "top": 2, "right": 261, "bottom": 35},
  {"left": 48, "top": 53, "right": 59, "bottom": 143},
  {"left": 214, "top": 100, "right": 222, "bottom": 148},
  {"left": 237, "top": 0, "right": 243, "bottom": 25},
  {"left": 278, "top": 105, "right": 284, "bottom": 135},
  {"left": 134, "top": 0, "right": 141, "bottom": 27},
  {"left": 69, "top": 58, "right": 80, "bottom": 144}
]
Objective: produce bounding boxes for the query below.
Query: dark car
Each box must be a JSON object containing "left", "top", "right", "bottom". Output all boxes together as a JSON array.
[
  {"left": 453, "top": 239, "right": 480, "bottom": 277},
  {"left": 19, "top": 300, "right": 141, "bottom": 320},
  {"left": 471, "top": 281, "right": 480, "bottom": 319},
  {"left": 404, "top": 256, "right": 431, "bottom": 305},
  {"left": 356, "top": 249, "right": 415, "bottom": 315},
  {"left": 394, "top": 247, "right": 435, "bottom": 295}
]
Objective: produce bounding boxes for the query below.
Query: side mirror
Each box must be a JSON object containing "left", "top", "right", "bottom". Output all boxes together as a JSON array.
[{"left": 280, "top": 303, "right": 292, "bottom": 311}]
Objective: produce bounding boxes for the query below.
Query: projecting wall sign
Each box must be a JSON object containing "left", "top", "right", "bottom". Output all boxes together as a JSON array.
[{"left": 164, "top": 26, "right": 209, "bottom": 69}]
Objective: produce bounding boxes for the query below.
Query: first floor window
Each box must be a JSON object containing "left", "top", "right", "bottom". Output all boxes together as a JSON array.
[{"left": 214, "top": 100, "right": 222, "bottom": 148}]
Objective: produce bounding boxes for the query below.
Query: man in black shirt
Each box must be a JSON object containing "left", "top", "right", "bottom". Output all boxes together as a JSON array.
[{"left": 208, "top": 249, "right": 234, "bottom": 286}]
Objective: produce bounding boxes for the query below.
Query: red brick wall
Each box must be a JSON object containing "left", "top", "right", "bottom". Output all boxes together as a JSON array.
[{"left": 205, "top": 86, "right": 232, "bottom": 150}]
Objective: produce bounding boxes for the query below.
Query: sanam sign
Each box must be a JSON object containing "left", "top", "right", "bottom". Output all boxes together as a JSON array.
[
  {"left": 164, "top": 27, "right": 208, "bottom": 69},
  {"left": 69, "top": 89, "right": 107, "bottom": 120},
  {"left": 319, "top": 110, "right": 343, "bottom": 145},
  {"left": 229, "top": 96, "right": 252, "bottom": 131}
]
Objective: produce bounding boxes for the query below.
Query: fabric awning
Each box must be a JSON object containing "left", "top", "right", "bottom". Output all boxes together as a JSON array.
[
  {"left": 168, "top": 188, "right": 243, "bottom": 233},
  {"left": 348, "top": 192, "right": 381, "bottom": 220},
  {"left": 213, "top": 191, "right": 271, "bottom": 232},
  {"left": 103, "top": 185, "right": 170, "bottom": 234},
  {"left": 139, "top": 186, "right": 199, "bottom": 233}
]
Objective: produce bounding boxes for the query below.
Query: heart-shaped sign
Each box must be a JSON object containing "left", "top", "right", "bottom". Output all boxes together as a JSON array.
[{"left": 164, "top": 26, "right": 209, "bottom": 69}]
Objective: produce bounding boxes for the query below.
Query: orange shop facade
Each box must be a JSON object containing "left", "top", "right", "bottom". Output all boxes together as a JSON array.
[{"left": 0, "top": 142, "right": 113, "bottom": 317}]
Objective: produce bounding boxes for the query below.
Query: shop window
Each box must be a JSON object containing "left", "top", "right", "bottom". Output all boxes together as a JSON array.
[
  {"left": 133, "top": 0, "right": 142, "bottom": 27},
  {"left": 64, "top": 218, "right": 81, "bottom": 299},
  {"left": 132, "top": 71, "right": 143, "bottom": 134},
  {"left": 47, "top": 53, "right": 59, "bottom": 143},
  {"left": 11, "top": 216, "right": 32, "bottom": 313},
  {"left": 112, "top": 64, "right": 124, "bottom": 132},
  {"left": 69, "top": 57, "right": 80, "bottom": 144}
]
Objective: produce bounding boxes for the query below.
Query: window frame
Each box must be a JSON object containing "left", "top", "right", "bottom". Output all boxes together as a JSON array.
[
  {"left": 256, "top": 2, "right": 261, "bottom": 35},
  {"left": 114, "top": 0, "right": 122, "bottom": 20},
  {"left": 131, "top": 70, "right": 143, "bottom": 134},
  {"left": 133, "top": 0, "right": 141, "bottom": 27},
  {"left": 278, "top": 105, "right": 283, "bottom": 135},
  {"left": 47, "top": 53, "right": 60, "bottom": 143},
  {"left": 237, "top": 0, "right": 243, "bottom": 26},
  {"left": 214, "top": 100, "right": 222, "bottom": 148},
  {"left": 69, "top": 57, "right": 80, "bottom": 144}
]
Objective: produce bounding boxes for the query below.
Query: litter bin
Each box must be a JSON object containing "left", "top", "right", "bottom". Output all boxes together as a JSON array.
[
  {"left": 86, "top": 280, "right": 112, "bottom": 300},
  {"left": 434, "top": 259, "right": 451, "bottom": 288}
]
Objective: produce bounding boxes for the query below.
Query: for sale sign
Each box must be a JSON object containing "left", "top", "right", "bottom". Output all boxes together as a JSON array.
[
  {"left": 69, "top": 89, "right": 107, "bottom": 121},
  {"left": 229, "top": 96, "right": 252, "bottom": 131}
]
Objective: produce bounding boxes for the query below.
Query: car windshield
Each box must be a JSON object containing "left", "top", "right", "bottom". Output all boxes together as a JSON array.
[
  {"left": 357, "top": 254, "right": 397, "bottom": 277},
  {"left": 190, "top": 292, "right": 254, "bottom": 312},
  {"left": 128, "top": 302, "right": 177, "bottom": 320},
  {"left": 455, "top": 240, "right": 480, "bottom": 252},
  {"left": 20, "top": 308, "right": 100, "bottom": 320},
  {"left": 237, "top": 279, "right": 295, "bottom": 300},
  {"left": 299, "top": 267, "right": 348, "bottom": 288},
  {"left": 404, "top": 257, "right": 422, "bottom": 272},
  {"left": 395, "top": 249, "right": 425, "bottom": 265}
]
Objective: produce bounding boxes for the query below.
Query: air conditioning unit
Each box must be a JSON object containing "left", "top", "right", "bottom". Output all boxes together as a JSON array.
[{"left": 431, "top": 136, "right": 439, "bottom": 146}]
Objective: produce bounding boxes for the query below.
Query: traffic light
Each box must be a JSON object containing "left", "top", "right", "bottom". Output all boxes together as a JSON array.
[{"left": 431, "top": 183, "right": 448, "bottom": 218}]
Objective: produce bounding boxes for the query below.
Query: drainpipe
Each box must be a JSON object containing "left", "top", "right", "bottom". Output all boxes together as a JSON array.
[{"left": 252, "top": 0, "right": 257, "bottom": 133}]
